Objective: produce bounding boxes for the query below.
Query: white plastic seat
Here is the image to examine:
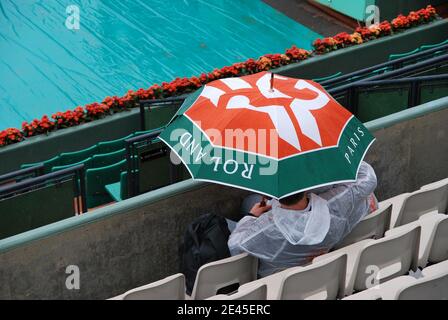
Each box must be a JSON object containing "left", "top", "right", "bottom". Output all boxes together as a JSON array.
[
  {"left": 385, "top": 213, "right": 448, "bottom": 267},
  {"left": 378, "top": 192, "right": 411, "bottom": 228},
  {"left": 277, "top": 253, "right": 347, "bottom": 300},
  {"left": 342, "top": 276, "right": 417, "bottom": 300},
  {"left": 393, "top": 182, "right": 448, "bottom": 228},
  {"left": 109, "top": 273, "right": 185, "bottom": 300},
  {"left": 396, "top": 263, "right": 448, "bottom": 300},
  {"left": 237, "top": 254, "right": 346, "bottom": 300},
  {"left": 334, "top": 204, "right": 392, "bottom": 250},
  {"left": 190, "top": 253, "right": 258, "bottom": 300},
  {"left": 314, "top": 225, "right": 421, "bottom": 296},
  {"left": 207, "top": 283, "right": 267, "bottom": 300},
  {"left": 420, "top": 177, "right": 448, "bottom": 190}
]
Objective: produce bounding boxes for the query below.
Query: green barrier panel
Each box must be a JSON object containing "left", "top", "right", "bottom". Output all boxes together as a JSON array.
[
  {"left": 97, "top": 134, "right": 134, "bottom": 154},
  {"left": 420, "top": 82, "right": 448, "bottom": 104},
  {"left": 143, "top": 103, "right": 181, "bottom": 130},
  {"left": 0, "top": 180, "right": 75, "bottom": 240},
  {"left": 356, "top": 87, "right": 410, "bottom": 122},
  {"left": 92, "top": 148, "right": 126, "bottom": 169},
  {"left": 86, "top": 159, "right": 127, "bottom": 208}
]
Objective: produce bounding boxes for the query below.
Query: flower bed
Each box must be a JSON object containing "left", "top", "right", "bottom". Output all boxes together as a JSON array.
[{"left": 0, "top": 5, "right": 439, "bottom": 148}]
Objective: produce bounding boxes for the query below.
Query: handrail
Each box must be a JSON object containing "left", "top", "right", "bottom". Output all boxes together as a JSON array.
[
  {"left": 0, "top": 164, "right": 44, "bottom": 184},
  {"left": 321, "top": 43, "right": 448, "bottom": 87},
  {"left": 0, "top": 164, "right": 87, "bottom": 214},
  {"left": 328, "top": 53, "right": 448, "bottom": 94}
]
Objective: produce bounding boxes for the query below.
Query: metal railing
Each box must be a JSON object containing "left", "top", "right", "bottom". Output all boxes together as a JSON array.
[
  {"left": 329, "top": 74, "right": 448, "bottom": 114},
  {"left": 125, "top": 128, "right": 167, "bottom": 197},
  {"left": 0, "top": 164, "right": 87, "bottom": 214},
  {"left": 322, "top": 43, "right": 448, "bottom": 88},
  {"left": 0, "top": 164, "right": 44, "bottom": 187}
]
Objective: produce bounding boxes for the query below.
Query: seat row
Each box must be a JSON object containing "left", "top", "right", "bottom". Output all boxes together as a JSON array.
[{"left": 108, "top": 176, "right": 448, "bottom": 300}]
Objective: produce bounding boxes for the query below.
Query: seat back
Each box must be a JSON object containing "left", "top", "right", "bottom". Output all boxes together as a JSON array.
[
  {"left": 21, "top": 155, "right": 61, "bottom": 173},
  {"left": 427, "top": 217, "right": 448, "bottom": 264},
  {"left": 398, "top": 183, "right": 448, "bottom": 227},
  {"left": 334, "top": 204, "right": 392, "bottom": 249},
  {"left": 97, "top": 134, "right": 134, "bottom": 154},
  {"left": 122, "top": 274, "right": 185, "bottom": 300},
  {"left": 86, "top": 159, "right": 127, "bottom": 208},
  {"left": 353, "top": 225, "right": 421, "bottom": 292},
  {"left": 191, "top": 253, "right": 258, "bottom": 300},
  {"left": 278, "top": 254, "right": 347, "bottom": 300},
  {"left": 59, "top": 145, "right": 98, "bottom": 166},
  {"left": 51, "top": 157, "right": 93, "bottom": 172},
  {"left": 389, "top": 48, "right": 420, "bottom": 60},
  {"left": 397, "top": 271, "right": 448, "bottom": 300},
  {"left": 207, "top": 284, "right": 267, "bottom": 300},
  {"left": 92, "top": 148, "right": 126, "bottom": 168}
]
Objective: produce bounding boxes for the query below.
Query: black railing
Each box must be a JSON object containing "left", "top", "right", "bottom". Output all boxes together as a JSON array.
[
  {"left": 322, "top": 43, "right": 448, "bottom": 88},
  {"left": 0, "top": 164, "right": 44, "bottom": 187},
  {"left": 0, "top": 164, "right": 87, "bottom": 214},
  {"left": 125, "top": 128, "right": 166, "bottom": 197},
  {"left": 329, "top": 74, "right": 448, "bottom": 114}
]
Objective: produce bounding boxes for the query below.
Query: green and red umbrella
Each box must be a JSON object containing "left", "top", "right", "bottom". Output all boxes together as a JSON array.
[{"left": 159, "top": 71, "right": 374, "bottom": 199}]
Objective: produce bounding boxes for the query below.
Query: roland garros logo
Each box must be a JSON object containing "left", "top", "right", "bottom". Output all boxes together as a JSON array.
[{"left": 170, "top": 72, "right": 362, "bottom": 179}]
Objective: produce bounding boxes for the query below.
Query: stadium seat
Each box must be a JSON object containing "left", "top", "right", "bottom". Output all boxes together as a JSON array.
[
  {"left": 105, "top": 171, "right": 129, "bottom": 202},
  {"left": 392, "top": 182, "right": 448, "bottom": 228},
  {"left": 334, "top": 204, "right": 392, "bottom": 249},
  {"left": 342, "top": 275, "right": 417, "bottom": 300},
  {"left": 389, "top": 48, "right": 420, "bottom": 61},
  {"left": 420, "top": 177, "right": 448, "bottom": 191},
  {"left": 420, "top": 39, "right": 448, "bottom": 51},
  {"left": 396, "top": 262, "right": 448, "bottom": 300},
  {"left": 120, "top": 273, "right": 185, "bottom": 300},
  {"left": 190, "top": 253, "right": 258, "bottom": 300},
  {"left": 348, "top": 260, "right": 448, "bottom": 300},
  {"left": 385, "top": 213, "right": 447, "bottom": 268},
  {"left": 312, "top": 72, "right": 343, "bottom": 83},
  {"left": 51, "top": 157, "right": 93, "bottom": 172},
  {"left": 207, "top": 283, "right": 267, "bottom": 300},
  {"left": 59, "top": 145, "right": 99, "bottom": 166},
  {"left": 86, "top": 159, "right": 127, "bottom": 208},
  {"left": 97, "top": 134, "right": 134, "bottom": 154},
  {"left": 92, "top": 148, "right": 126, "bottom": 168},
  {"left": 314, "top": 225, "right": 421, "bottom": 295},
  {"left": 21, "top": 155, "right": 61, "bottom": 173},
  {"left": 278, "top": 253, "right": 347, "bottom": 300}
]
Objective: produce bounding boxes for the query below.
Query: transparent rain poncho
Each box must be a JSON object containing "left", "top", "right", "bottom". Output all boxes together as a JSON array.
[{"left": 228, "top": 162, "right": 378, "bottom": 277}]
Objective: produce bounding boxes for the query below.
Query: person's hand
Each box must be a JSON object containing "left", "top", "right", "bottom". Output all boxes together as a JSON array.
[{"left": 250, "top": 202, "right": 272, "bottom": 217}]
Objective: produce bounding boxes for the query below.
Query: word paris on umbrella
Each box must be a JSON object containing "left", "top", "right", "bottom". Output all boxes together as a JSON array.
[{"left": 160, "top": 72, "right": 375, "bottom": 199}]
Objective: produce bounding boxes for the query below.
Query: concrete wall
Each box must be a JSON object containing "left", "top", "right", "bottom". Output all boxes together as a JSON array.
[
  {"left": 365, "top": 101, "right": 448, "bottom": 200},
  {"left": 1, "top": 19, "right": 447, "bottom": 175},
  {"left": 0, "top": 97, "right": 446, "bottom": 300},
  {"left": 0, "top": 180, "right": 249, "bottom": 299}
]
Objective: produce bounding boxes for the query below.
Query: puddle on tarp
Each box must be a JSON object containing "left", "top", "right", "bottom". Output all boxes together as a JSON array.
[{"left": 0, "top": 0, "right": 321, "bottom": 128}]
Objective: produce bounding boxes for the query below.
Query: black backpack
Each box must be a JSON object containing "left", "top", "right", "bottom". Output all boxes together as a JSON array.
[{"left": 180, "top": 213, "right": 231, "bottom": 295}]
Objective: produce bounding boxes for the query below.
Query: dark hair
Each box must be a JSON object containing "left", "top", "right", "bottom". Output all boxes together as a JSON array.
[{"left": 279, "top": 192, "right": 305, "bottom": 206}]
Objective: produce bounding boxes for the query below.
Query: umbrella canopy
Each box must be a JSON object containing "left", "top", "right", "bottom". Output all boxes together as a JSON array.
[{"left": 159, "top": 71, "right": 375, "bottom": 199}]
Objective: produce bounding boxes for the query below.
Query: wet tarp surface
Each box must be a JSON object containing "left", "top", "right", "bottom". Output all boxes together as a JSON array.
[{"left": 0, "top": 0, "right": 321, "bottom": 128}]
